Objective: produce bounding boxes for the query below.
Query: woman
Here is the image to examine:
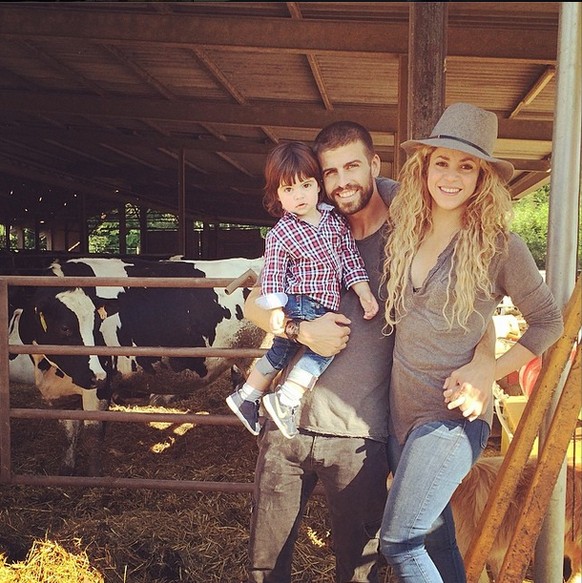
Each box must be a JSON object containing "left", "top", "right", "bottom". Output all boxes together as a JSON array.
[{"left": 379, "top": 102, "right": 564, "bottom": 582}]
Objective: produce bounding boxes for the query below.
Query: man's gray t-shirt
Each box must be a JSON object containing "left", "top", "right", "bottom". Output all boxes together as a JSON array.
[{"left": 298, "top": 178, "right": 398, "bottom": 442}]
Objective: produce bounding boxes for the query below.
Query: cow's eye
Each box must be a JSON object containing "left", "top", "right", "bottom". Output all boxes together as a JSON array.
[{"left": 60, "top": 325, "right": 72, "bottom": 336}]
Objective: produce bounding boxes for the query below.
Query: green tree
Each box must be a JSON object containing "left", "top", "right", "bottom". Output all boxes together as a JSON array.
[
  {"left": 511, "top": 185, "right": 582, "bottom": 272},
  {"left": 510, "top": 186, "right": 550, "bottom": 269}
]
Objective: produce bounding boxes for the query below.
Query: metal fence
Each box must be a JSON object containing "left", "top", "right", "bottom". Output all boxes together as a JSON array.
[{"left": 0, "top": 271, "right": 264, "bottom": 492}]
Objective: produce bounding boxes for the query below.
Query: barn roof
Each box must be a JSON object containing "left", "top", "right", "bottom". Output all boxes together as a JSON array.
[{"left": 0, "top": 2, "right": 560, "bottom": 228}]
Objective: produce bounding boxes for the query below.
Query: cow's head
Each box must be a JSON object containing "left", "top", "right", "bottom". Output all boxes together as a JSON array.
[{"left": 21, "top": 287, "right": 109, "bottom": 392}]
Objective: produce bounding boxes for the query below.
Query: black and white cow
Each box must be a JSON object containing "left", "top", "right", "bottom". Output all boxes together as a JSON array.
[
  {"left": 52, "top": 256, "right": 266, "bottom": 395},
  {"left": 8, "top": 255, "right": 266, "bottom": 474},
  {"left": 8, "top": 284, "right": 110, "bottom": 475}
]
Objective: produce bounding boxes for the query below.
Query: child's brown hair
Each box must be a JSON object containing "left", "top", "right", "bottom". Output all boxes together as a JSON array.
[{"left": 263, "top": 141, "right": 323, "bottom": 217}]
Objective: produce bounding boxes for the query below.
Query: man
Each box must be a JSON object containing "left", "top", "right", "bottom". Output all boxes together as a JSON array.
[{"left": 243, "top": 121, "right": 494, "bottom": 583}]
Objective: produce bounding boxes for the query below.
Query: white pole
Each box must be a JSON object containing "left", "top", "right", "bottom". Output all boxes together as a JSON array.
[{"left": 535, "top": 3, "right": 581, "bottom": 581}]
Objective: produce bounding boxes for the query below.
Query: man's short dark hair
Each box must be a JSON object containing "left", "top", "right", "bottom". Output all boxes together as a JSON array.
[{"left": 313, "top": 121, "right": 375, "bottom": 160}]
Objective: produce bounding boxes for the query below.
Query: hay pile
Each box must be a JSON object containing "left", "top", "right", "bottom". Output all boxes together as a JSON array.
[
  {"left": 0, "top": 379, "right": 343, "bottom": 582},
  {"left": 0, "top": 539, "right": 103, "bottom": 583},
  {"left": 1, "top": 378, "right": 507, "bottom": 582}
]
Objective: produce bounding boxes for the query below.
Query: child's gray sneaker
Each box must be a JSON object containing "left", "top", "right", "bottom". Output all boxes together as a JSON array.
[
  {"left": 263, "top": 391, "right": 298, "bottom": 439},
  {"left": 226, "top": 389, "right": 261, "bottom": 436}
]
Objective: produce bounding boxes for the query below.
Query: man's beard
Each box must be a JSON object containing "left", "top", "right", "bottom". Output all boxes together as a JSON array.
[{"left": 330, "top": 179, "right": 374, "bottom": 216}]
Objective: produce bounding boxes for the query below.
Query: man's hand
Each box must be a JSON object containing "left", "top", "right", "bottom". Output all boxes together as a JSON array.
[
  {"left": 244, "top": 287, "right": 352, "bottom": 357},
  {"left": 297, "top": 312, "right": 352, "bottom": 357}
]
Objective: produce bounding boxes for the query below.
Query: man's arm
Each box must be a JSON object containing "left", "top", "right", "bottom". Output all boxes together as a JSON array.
[
  {"left": 443, "top": 319, "right": 496, "bottom": 421},
  {"left": 244, "top": 287, "right": 352, "bottom": 357}
]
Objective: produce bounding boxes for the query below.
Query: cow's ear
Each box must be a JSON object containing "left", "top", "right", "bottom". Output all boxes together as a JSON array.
[{"left": 94, "top": 298, "right": 119, "bottom": 319}]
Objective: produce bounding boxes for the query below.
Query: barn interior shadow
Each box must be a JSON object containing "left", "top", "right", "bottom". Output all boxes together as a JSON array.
[{"left": 1, "top": 376, "right": 340, "bottom": 582}]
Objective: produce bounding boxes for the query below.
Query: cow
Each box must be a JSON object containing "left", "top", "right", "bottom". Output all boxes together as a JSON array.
[
  {"left": 8, "top": 285, "right": 110, "bottom": 475},
  {"left": 52, "top": 256, "right": 267, "bottom": 394},
  {"left": 452, "top": 455, "right": 581, "bottom": 583},
  {"left": 8, "top": 255, "right": 267, "bottom": 475}
]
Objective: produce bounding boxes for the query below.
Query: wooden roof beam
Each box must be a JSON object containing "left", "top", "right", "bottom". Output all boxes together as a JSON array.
[
  {"left": 99, "top": 143, "right": 164, "bottom": 171},
  {"left": 0, "top": 64, "right": 39, "bottom": 91},
  {"left": 101, "top": 43, "right": 176, "bottom": 101},
  {"left": 510, "top": 171, "right": 551, "bottom": 200},
  {"left": 260, "top": 127, "right": 279, "bottom": 145},
  {"left": 191, "top": 47, "right": 246, "bottom": 105},
  {"left": 157, "top": 147, "right": 208, "bottom": 175},
  {"left": 0, "top": 153, "right": 263, "bottom": 191},
  {"left": 0, "top": 156, "right": 166, "bottom": 211},
  {"left": 18, "top": 39, "right": 106, "bottom": 96},
  {"left": 42, "top": 139, "right": 117, "bottom": 167},
  {"left": 0, "top": 91, "right": 552, "bottom": 141},
  {"left": 0, "top": 7, "right": 557, "bottom": 62},
  {"left": 188, "top": 47, "right": 257, "bottom": 155},
  {"left": 509, "top": 65, "right": 556, "bottom": 119},
  {"left": 0, "top": 126, "right": 273, "bottom": 154},
  {"left": 287, "top": 2, "right": 333, "bottom": 111},
  {"left": 0, "top": 90, "right": 416, "bottom": 134}
]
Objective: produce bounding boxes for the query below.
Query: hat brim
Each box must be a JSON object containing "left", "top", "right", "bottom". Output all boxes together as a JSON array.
[{"left": 401, "top": 137, "right": 514, "bottom": 182}]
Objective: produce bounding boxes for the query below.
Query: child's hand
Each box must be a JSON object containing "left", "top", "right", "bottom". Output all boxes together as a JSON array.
[
  {"left": 269, "top": 308, "right": 286, "bottom": 335},
  {"left": 360, "top": 292, "right": 379, "bottom": 320},
  {"left": 351, "top": 282, "right": 379, "bottom": 320}
]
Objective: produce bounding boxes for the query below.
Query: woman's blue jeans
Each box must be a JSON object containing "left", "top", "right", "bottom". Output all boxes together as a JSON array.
[{"left": 380, "top": 419, "right": 490, "bottom": 583}]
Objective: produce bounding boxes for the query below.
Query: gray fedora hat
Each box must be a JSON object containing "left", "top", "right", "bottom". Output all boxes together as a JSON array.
[{"left": 401, "top": 102, "right": 515, "bottom": 182}]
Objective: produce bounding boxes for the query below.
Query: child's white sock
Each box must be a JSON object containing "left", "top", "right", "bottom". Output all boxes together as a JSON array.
[
  {"left": 279, "top": 382, "right": 305, "bottom": 408},
  {"left": 239, "top": 383, "right": 263, "bottom": 402}
]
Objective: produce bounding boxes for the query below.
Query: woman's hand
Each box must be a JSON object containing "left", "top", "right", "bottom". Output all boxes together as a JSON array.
[
  {"left": 443, "top": 321, "right": 496, "bottom": 421},
  {"left": 443, "top": 357, "right": 495, "bottom": 422}
]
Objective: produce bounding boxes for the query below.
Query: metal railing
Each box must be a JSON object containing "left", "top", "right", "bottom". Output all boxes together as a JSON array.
[{"left": 0, "top": 270, "right": 265, "bottom": 492}]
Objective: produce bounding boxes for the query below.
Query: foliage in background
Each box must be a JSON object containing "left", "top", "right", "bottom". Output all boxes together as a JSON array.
[
  {"left": 88, "top": 204, "right": 143, "bottom": 254},
  {"left": 510, "top": 184, "right": 581, "bottom": 272},
  {"left": 510, "top": 186, "right": 551, "bottom": 269},
  {"left": 3, "top": 189, "right": 580, "bottom": 271}
]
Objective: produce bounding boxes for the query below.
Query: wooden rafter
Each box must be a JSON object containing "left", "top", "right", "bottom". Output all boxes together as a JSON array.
[
  {"left": 2, "top": 125, "right": 396, "bottom": 157},
  {"left": 260, "top": 127, "right": 279, "bottom": 145},
  {"left": 509, "top": 65, "right": 556, "bottom": 119},
  {"left": 189, "top": 48, "right": 252, "bottom": 168},
  {"left": 100, "top": 143, "right": 163, "bottom": 171},
  {"left": 0, "top": 64, "right": 38, "bottom": 90},
  {"left": 101, "top": 43, "right": 175, "bottom": 101},
  {"left": 143, "top": 120, "right": 171, "bottom": 137},
  {"left": 509, "top": 171, "right": 551, "bottom": 200},
  {"left": 191, "top": 47, "right": 246, "bottom": 105},
  {"left": 0, "top": 8, "right": 558, "bottom": 62},
  {"left": 0, "top": 91, "right": 403, "bottom": 134},
  {"left": 42, "top": 139, "right": 116, "bottom": 167},
  {"left": 157, "top": 147, "right": 207, "bottom": 175},
  {"left": 215, "top": 152, "right": 255, "bottom": 177},
  {"left": 18, "top": 39, "right": 106, "bottom": 96},
  {"left": 287, "top": 2, "right": 333, "bottom": 111}
]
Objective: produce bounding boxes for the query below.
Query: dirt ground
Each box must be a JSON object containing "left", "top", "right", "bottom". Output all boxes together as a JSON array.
[
  {"left": 1, "top": 377, "right": 350, "bottom": 583},
  {"left": 1, "top": 377, "right": 506, "bottom": 583}
]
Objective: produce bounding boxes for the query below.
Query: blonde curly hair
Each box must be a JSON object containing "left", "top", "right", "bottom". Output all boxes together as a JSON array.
[{"left": 382, "top": 145, "right": 514, "bottom": 332}]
